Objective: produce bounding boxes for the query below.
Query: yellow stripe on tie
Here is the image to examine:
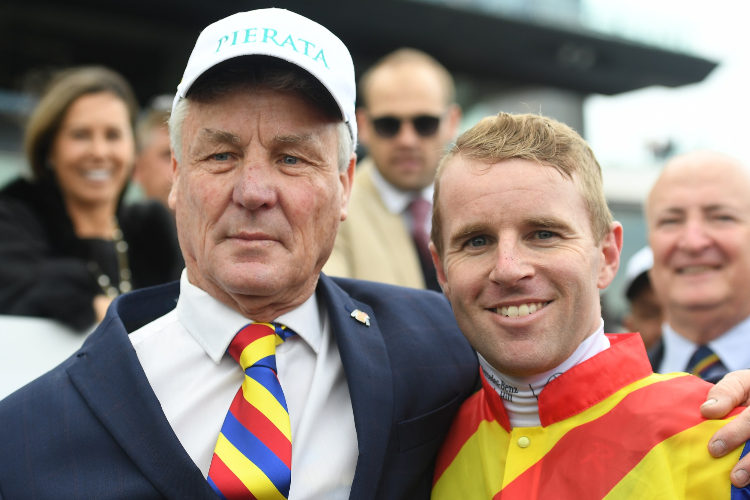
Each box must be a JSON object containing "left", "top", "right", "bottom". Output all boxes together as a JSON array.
[
  {"left": 240, "top": 335, "right": 278, "bottom": 369},
  {"left": 242, "top": 375, "right": 293, "bottom": 441},
  {"left": 691, "top": 354, "right": 719, "bottom": 376},
  {"left": 214, "top": 433, "right": 287, "bottom": 500}
]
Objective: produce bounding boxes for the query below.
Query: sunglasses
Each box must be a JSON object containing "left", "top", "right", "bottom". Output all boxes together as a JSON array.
[{"left": 371, "top": 115, "right": 442, "bottom": 138}]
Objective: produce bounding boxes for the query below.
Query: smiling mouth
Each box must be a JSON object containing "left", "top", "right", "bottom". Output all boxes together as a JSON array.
[
  {"left": 82, "top": 169, "right": 113, "bottom": 181},
  {"left": 494, "top": 301, "right": 550, "bottom": 318},
  {"left": 677, "top": 265, "right": 720, "bottom": 275}
]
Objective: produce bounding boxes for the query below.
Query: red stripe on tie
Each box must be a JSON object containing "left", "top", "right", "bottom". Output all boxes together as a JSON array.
[
  {"left": 230, "top": 387, "right": 292, "bottom": 469},
  {"left": 228, "top": 324, "right": 275, "bottom": 364},
  {"left": 208, "top": 453, "right": 258, "bottom": 500},
  {"left": 497, "top": 376, "right": 743, "bottom": 499}
]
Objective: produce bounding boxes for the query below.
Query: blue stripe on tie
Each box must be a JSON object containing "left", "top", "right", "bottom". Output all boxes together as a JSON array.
[
  {"left": 207, "top": 476, "right": 229, "bottom": 500},
  {"left": 221, "top": 410, "right": 291, "bottom": 497},
  {"left": 248, "top": 353, "right": 278, "bottom": 373},
  {"left": 247, "top": 368, "right": 289, "bottom": 413}
]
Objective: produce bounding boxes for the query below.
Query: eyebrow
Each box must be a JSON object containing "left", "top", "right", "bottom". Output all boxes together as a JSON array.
[
  {"left": 526, "top": 216, "right": 573, "bottom": 231},
  {"left": 272, "top": 132, "right": 315, "bottom": 145},
  {"left": 448, "top": 222, "right": 490, "bottom": 247},
  {"left": 197, "top": 128, "right": 242, "bottom": 146}
]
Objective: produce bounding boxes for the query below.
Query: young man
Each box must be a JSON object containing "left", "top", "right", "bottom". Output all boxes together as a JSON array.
[{"left": 429, "top": 113, "right": 750, "bottom": 498}]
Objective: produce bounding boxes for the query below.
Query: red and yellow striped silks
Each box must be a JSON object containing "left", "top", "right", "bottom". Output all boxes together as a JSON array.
[
  {"left": 208, "top": 322, "right": 296, "bottom": 500},
  {"left": 432, "top": 334, "right": 750, "bottom": 500}
]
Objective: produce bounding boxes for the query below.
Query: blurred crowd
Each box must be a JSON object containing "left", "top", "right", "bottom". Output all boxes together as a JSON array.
[{"left": 1, "top": 46, "right": 749, "bottom": 381}]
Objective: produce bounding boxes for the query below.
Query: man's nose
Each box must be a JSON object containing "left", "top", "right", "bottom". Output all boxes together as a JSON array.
[
  {"left": 233, "top": 161, "right": 279, "bottom": 211},
  {"left": 489, "top": 238, "right": 534, "bottom": 285},
  {"left": 393, "top": 120, "right": 421, "bottom": 146},
  {"left": 677, "top": 217, "right": 712, "bottom": 254}
]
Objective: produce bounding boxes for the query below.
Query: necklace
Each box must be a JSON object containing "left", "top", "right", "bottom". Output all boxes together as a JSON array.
[{"left": 88, "top": 215, "right": 132, "bottom": 298}]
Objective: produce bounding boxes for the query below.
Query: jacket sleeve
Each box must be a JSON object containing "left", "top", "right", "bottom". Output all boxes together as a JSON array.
[{"left": 0, "top": 197, "right": 97, "bottom": 330}]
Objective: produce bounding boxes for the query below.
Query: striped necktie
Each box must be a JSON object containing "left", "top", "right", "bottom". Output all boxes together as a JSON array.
[
  {"left": 685, "top": 345, "right": 728, "bottom": 383},
  {"left": 208, "top": 322, "right": 296, "bottom": 499}
]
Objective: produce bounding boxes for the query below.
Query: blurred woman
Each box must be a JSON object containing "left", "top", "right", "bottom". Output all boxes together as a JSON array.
[{"left": 0, "top": 67, "right": 182, "bottom": 330}]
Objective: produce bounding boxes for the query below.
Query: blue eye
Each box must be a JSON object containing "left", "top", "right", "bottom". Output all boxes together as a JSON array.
[
  {"left": 537, "top": 231, "right": 555, "bottom": 240},
  {"left": 213, "top": 153, "right": 230, "bottom": 161},
  {"left": 468, "top": 236, "right": 487, "bottom": 247},
  {"left": 283, "top": 156, "right": 299, "bottom": 165}
]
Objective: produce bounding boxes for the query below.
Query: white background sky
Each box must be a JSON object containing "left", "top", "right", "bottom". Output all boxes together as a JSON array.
[{"left": 583, "top": 0, "right": 750, "bottom": 168}]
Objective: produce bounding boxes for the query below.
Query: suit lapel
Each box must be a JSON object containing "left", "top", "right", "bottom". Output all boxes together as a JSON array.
[
  {"left": 66, "top": 311, "right": 216, "bottom": 500},
  {"left": 318, "top": 274, "right": 394, "bottom": 500}
]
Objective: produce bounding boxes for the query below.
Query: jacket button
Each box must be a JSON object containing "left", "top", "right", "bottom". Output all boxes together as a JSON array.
[{"left": 517, "top": 436, "right": 531, "bottom": 448}]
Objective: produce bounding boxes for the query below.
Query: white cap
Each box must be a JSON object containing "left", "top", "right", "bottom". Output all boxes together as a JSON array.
[
  {"left": 624, "top": 246, "right": 654, "bottom": 298},
  {"left": 173, "top": 8, "right": 356, "bottom": 145}
]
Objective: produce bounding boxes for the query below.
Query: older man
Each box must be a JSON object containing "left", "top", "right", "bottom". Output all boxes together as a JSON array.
[
  {"left": 323, "top": 49, "right": 461, "bottom": 291},
  {"left": 429, "top": 113, "right": 750, "bottom": 498},
  {"left": 0, "top": 10, "right": 477, "bottom": 500},
  {"left": 647, "top": 152, "right": 750, "bottom": 384}
]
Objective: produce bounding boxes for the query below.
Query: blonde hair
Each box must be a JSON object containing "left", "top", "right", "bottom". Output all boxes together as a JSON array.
[
  {"left": 359, "top": 48, "right": 455, "bottom": 107},
  {"left": 24, "top": 66, "right": 138, "bottom": 180},
  {"left": 431, "top": 112, "right": 612, "bottom": 256}
]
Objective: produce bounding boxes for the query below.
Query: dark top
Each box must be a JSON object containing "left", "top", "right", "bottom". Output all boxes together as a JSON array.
[
  {"left": 0, "top": 177, "right": 183, "bottom": 330},
  {"left": 0, "top": 274, "right": 479, "bottom": 500}
]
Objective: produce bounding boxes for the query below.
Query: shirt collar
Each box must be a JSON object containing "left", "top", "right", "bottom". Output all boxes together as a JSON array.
[
  {"left": 482, "top": 333, "right": 653, "bottom": 430},
  {"left": 369, "top": 162, "right": 434, "bottom": 215},
  {"left": 176, "top": 269, "right": 323, "bottom": 364},
  {"left": 663, "top": 315, "right": 750, "bottom": 373}
]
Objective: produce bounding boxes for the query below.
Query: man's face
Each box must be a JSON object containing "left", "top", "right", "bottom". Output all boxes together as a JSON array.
[
  {"left": 647, "top": 157, "right": 750, "bottom": 328},
  {"left": 170, "top": 88, "right": 354, "bottom": 318},
  {"left": 432, "top": 157, "right": 621, "bottom": 377},
  {"left": 134, "top": 126, "right": 173, "bottom": 208},
  {"left": 356, "top": 64, "right": 459, "bottom": 191}
]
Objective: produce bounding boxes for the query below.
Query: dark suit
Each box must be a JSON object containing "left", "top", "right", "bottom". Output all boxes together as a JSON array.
[{"left": 0, "top": 274, "right": 478, "bottom": 500}]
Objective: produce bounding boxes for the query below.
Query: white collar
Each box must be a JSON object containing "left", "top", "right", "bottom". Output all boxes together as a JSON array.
[
  {"left": 368, "top": 162, "right": 434, "bottom": 215},
  {"left": 479, "top": 319, "right": 609, "bottom": 428},
  {"left": 662, "top": 314, "right": 750, "bottom": 373},
  {"left": 176, "top": 269, "right": 323, "bottom": 364}
]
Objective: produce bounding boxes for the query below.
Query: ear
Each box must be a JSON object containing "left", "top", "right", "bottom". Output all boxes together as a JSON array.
[
  {"left": 167, "top": 152, "right": 179, "bottom": 211},
  {"left": 597, "top": 222, "right": 624, "bottom": 290},
  {"left": 430, "top": 241, "right": 450, "bottom": 300},
  {"left": 355, "top": 108, "right": 370, "bottom": 147},
  {"left": 339, "top": 152, "right": 357, "bottom": 221},
  {"left": 444, "top": 103, "right": 462, "bottom": 140}
]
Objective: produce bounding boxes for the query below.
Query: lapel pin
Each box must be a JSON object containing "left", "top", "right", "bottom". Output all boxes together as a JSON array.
[{"left": 350, "top": 309, "right": 370, "bottom": 326}]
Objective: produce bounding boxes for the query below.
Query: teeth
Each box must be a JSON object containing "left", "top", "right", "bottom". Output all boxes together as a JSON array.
[
  {"left": 680, "top": 265, "right": 715, "bottom": 275},
  {"left": 83, "top": 169, "right": 112, "bottom": 181},
  {"left": 496, "top": 302, "right": 546, "bottom": 317}
]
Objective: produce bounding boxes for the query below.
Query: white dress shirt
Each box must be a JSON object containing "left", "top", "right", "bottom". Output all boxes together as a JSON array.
[
  {"left": 479, "top": 319, "right": 609, "bottom": 428},
  {"left": 660, "top": 315, "right": 750, "bottom": 374},
  {"left": 369, "top": 163, "right": 433, "bottom": 235},
  {"left": 129, "top": 270, "right": 358, "bottom": 500}
]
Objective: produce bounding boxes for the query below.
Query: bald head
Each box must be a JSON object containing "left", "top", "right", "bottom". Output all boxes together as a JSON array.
[
  {"left": 646, "top": 151, "right": 750, "bottom": 343},
  {"left": 647, "top": 151, "right": 750, "bottom": 219}
]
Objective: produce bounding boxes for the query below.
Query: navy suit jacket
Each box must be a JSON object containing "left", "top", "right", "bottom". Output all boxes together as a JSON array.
[{"left": 0, "top": 274, "right": 478, "bottom": 500}]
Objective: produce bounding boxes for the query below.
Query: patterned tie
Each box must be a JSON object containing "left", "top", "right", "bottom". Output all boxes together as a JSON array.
[
  {"left": 207, "top": 322, "right": 296, "bottom": 500},
  {"left": 685, "top": 345, "right": 728, "bottom": 383}
]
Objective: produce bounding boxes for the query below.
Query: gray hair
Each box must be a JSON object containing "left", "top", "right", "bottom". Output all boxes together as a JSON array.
[{"left": 169, "top": 60, "right": 353, "bottom": 172}]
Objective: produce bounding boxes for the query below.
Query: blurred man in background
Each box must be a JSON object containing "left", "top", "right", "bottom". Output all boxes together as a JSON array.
[
  {"left": 133, "top": 95, "right": 173, "bottom": 209},
  {"left": 323, "top": 49, "right": 461, "bottom": 291},
  {"left": 622, "top": 246, "right": 663, "bottom": 351},
  {"left": 647, "top": 152, "right": 750, "bottom": 381}
]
